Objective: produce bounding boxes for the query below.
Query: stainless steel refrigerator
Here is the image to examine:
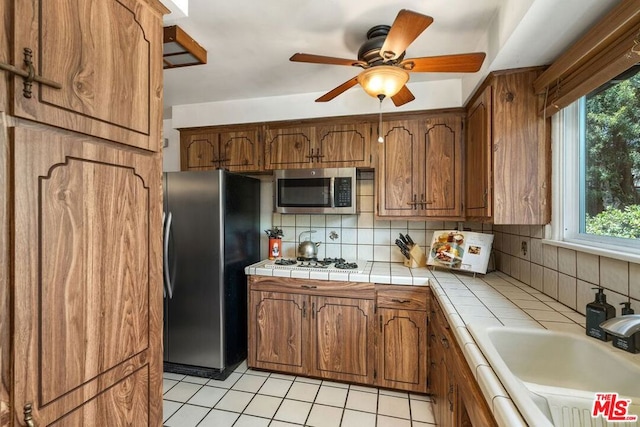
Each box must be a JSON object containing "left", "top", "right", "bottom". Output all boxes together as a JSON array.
[{"left": 162, "top": 170, "right": 260, "bottom": 379}]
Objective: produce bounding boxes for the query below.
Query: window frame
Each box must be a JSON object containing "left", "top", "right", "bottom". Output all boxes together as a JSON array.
[{"left": 546, "top": 98, "right": 640, "bottom": 261}]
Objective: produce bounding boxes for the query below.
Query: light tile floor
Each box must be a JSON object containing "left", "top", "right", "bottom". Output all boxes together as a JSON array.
[{"left": 163, "top": 361, "right": 436, "bottom": 427}]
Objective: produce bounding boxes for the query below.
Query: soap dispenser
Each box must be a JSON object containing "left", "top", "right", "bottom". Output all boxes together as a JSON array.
[
  {"left": 586, "top": 287, "right": 615, "bottom": 341},
  {"left": 612, "top": 302, "right": 640, "bottom": 353}
]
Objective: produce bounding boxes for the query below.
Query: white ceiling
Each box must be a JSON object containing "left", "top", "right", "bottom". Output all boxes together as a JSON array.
[{"left": 162, "top": 0, "right": 621, "bottom": 113}]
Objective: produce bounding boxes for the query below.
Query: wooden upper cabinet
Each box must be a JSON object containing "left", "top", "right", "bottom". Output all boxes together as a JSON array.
[
  {"left": 11, "top": 0, "right": 165, "bottom": 151},
  {"left": 180, "top": 126, "right": 261, "bottom": 172},
  {"left": 219, "top": 129, "right": 261, "bottom": 171},
  {"left": 423, "top": 116, "right": 463, "bottom": 217},
  {"left": 182, "top": 133, "right": 217, "bottom": 169},
  {"left": 315, "top": 123, "right": 372, "bottom": 167},
  {"left": 264, "top": 125, "right": 315, "bottom": 169},
  {"left": 377, "top": 114, "right": 464, "bottom": 219},
  {"left": 465, "top": 68, "right": 550, "bottom": 224},
  {"left": 465, "top": 86, "right": 492, "bottom": 219},
  {"left": 377, "top": 120, "right": 421, "bottom": 217},
  {"left": 264, "top": 122, "right": 372, "bottom": 170}
]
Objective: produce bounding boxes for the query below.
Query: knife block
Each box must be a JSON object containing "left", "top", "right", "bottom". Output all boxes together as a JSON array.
[{"left": 403, "top": 244, "right": 427, "bottom": 268}]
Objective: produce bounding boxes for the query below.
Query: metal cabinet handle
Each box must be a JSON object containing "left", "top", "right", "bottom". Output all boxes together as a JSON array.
[
  {"left": 303, "top": 301, "right": 306, "bottom": 318},
  {"left": 391, "top": 298, "right": 411, "bottom": 304},
  {"left": 0, "top": 48, "right": 62, "bottom": 98},
  {"left": 24, "top": 403, "right": 35, "bottom": 427},
  {"left": 301, "top": 285, "right": 317, "bottom": 289}
]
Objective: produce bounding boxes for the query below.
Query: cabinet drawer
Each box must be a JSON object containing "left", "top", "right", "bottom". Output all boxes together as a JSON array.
[{"left": 376, "top": 287, "right": 428, "bottom": 310}]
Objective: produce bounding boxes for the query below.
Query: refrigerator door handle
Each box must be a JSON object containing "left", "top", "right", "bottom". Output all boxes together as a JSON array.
[{"left": 163, "top": 211, "right": 174, "bottom": 299}]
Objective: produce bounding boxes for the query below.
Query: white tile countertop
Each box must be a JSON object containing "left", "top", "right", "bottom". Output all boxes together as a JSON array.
[{"left": 245, "top": 260, "right": 640, "bottom": 427}]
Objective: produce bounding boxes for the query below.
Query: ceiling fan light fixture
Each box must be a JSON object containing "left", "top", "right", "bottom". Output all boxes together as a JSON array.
[{"left": 357, "top": 65, "right": 409, "bottom": 99}]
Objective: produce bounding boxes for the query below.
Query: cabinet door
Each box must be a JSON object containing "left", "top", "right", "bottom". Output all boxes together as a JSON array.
[
  {"left": 12, "top": 126, "right": 162, "bottom": 427},
  {"left": 181, "top": 132, "right": 218, "bottom": 170},
  {"left": 316, "top": 123, "right": 371, "bottom": 167},
  {"left": 423, "top": 116, "right": 463, "bottom": 218},
  {"left": 492, "top": 71, "right": 549, "bottom": 224},
  {"left": 219, "top": 129, "right": 261, "bottom": 172},
  {"left": 264, "top": 126, "right": 314, "bottom": 169},
  {"left": 310, "top": 296, "right": 375, "bottom": 384},
  {"left": 12, "top": 0, "right": 164, "bottom": 151},
  {"left": 249, "top": 291, "right": 308, "bottom": 375},
  {"left": 378, "top": 309, "right": 427, "bottom": 393},
  {"left": 466, "top": 86, "right": 492, "bottom": 219},
  {"left": 377, "top": 120, "right": 422, "bottom": 217}
]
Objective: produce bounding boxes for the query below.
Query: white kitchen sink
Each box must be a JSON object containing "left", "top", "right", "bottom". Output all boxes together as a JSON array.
[{"left": 468, "top": 325, "right": 640, "bottom": 427}]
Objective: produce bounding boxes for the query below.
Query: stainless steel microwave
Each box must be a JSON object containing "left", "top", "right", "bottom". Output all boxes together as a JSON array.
[{"left": 274, "top": 168, "right": 357, "bottom": 214}]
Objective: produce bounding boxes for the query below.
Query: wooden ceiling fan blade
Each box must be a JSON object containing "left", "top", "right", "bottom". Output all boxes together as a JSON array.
[
  {"left": 315, "top": 77, "right": 359, "bottom": 102},
  {"left": 380, "top": 10, "right": 433, "bottom": 61},
  {"left": 290, "top": 53, "right": 367, "bottom": 68},
  {"left": 391, "top": 85, "right": 415, "bottom": 106},
  {"left": 401, "top": 53, "right": 486, "bottom": 73}
]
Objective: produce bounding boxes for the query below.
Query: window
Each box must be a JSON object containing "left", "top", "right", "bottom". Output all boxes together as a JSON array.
[{"left": 556, "top": 66, "right": 640, "bottom": 254}]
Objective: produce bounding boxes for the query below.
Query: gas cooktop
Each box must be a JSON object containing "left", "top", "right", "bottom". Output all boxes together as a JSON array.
[{"left": 266, "top": 258, "right": 367, "bottom": 274}]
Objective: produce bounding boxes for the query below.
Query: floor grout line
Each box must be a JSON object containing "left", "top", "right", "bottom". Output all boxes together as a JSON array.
[{"left": 163, "top": 365, "right": 437, "bottom": 426}]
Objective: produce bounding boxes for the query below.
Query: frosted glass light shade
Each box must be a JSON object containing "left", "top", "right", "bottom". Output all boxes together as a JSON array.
[{"left": 357, "top": 66, "right": 409, "bottom": 98}]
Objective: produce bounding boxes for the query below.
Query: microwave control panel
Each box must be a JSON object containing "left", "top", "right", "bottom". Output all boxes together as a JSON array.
[{"left": 334, "top": 177, "right": 352, "bottom": 207}]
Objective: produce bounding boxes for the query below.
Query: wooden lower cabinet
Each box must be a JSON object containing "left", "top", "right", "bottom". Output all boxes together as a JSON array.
[
  {"left": 247, "top": 277, "right": 428, "bottom": 392},
  {"left": 248, "top": 277, "right": 376, "bottom": 385},
  {"left": 376, "top": 286, "right": 429, "bottom": 393},
  {"left": 311, "top": 296, "right": 375, "bottom": 384},
  {"left": 430, "top": 290, "right": 497, "bottom": 427},
  {"left": 250, "top": 291, "right": 308, "bottom": 374}
]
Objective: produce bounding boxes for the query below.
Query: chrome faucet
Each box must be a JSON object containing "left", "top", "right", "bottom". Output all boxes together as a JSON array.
[{"left": 600, "top": 315, "right": 640, "bottom": 338}]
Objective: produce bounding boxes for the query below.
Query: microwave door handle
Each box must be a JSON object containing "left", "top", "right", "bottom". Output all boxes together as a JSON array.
[
  {"left": 163, "top": 211, "right": 174, "bottom": 299},
  {"left": 329, "top": 177, "right": 335, "bottom": 208}
]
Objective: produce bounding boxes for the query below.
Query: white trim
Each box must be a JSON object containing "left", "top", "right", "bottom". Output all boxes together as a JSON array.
[
  {"left": 551, "top": 97, "right": 640, "bottom": 258},
  {"left": 542, "top": 238, "right": 640, "bottom": 264}
]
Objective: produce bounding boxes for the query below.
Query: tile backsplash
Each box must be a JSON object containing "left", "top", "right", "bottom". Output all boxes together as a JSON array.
[
  {"left": 491, "top": 225, "right": 640, "bottom": 316},
  {"left": 262, "top": 172, "right": 639, "bottom": 316},
  {"left": 268, "top": 171, "right": 466, "bottom": 263}
]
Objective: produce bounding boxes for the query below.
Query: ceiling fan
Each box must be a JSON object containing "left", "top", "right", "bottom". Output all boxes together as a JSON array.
[{"left": 290, "top": 9, "right": 486, "bottom": 106}]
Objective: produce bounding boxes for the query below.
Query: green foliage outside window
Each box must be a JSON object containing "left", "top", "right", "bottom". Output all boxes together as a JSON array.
[{"left": 584, "top": 67, "right": 640, "bottom": 239}]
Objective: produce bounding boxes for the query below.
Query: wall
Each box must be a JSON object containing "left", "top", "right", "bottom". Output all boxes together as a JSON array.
[
  {"left": 163, "top": 119, "right": 180, "bottom": 172},
  {"left": 491, "top": 225, "right": 640, "bottom": 316},
  {"left": 264, "top": 172, "right": 473, "bottom": 262}
]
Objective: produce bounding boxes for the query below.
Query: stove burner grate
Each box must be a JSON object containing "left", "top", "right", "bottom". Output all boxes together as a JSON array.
[
  {"left": 334, "top": 262, "right": 359, "bottom": 270},
  {"left": 274, "top": 258, "right": 297, "bottom": 266}
]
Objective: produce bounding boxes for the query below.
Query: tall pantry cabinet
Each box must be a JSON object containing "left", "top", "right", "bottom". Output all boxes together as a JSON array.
[{"left": 0, "top": 1, "right": 167, "bottom": 426}]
